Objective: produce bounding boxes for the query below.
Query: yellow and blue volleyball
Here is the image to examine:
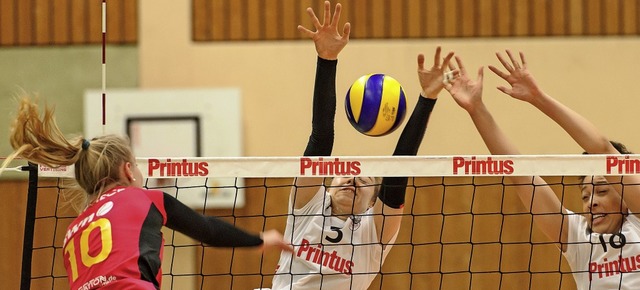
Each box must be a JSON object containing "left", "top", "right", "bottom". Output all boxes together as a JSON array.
[{"left": 345, "top": 74, "right": 407, "bottom": 136}]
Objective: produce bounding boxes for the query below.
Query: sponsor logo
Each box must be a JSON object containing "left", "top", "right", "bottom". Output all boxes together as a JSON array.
[
  {"left": 300, "top": 157, "right": 361, "bottom": 176},
  {"left": 77, "top": 275, "right": 117, "bottom": 290},
  {"left": 148, "top": 158, "right": 209, "bottom": 177},
  {"left": 589, "top": 254, "right": 640, "bottom": 280},
  {"left": 64, "top": 213, "right": 96, "bottom": 246},
  {"left": 453, "top": 156, "right": 514, "bottom": 175},
  {"left": 39, "top": 164, "right": 69, "bottom": 172},
  {"left": 296, "top": 238, "right": 354, "bottom": 274},
  {"left": 606, "top": 156, "right": 640, "bottom": 174}
]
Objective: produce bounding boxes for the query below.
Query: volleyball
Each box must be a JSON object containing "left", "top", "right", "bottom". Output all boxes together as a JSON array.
[{"left": 345, "top": 74, "right": 407, "bottom": 136}]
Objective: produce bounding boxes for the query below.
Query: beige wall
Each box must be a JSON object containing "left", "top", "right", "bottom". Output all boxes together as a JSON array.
[{"left": 140, "top": 0, "right": 640, "bottom": 158}]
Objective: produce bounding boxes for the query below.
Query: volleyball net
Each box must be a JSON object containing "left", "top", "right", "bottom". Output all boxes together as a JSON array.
[{"left": 18, "top": 154, "right": 640, "bottom": 290}]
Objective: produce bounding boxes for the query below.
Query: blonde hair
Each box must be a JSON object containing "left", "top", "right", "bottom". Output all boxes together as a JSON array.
[{"left": 0, "top": 97, "right": 135, "bottom": 211}]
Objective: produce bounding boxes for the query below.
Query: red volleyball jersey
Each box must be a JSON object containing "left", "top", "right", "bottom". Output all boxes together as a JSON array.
[{"left": 62, "top": 186, "right": 167, "bottom": 290}]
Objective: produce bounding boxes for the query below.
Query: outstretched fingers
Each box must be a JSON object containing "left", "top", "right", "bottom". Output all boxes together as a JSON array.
[
  {"left": 496, "top": 51, "right": 514, "bottom": 73},
  {"left": 496, "top": 86, "right": 511, "bottom": 96},
  {"left": 488, "top": 65, "right": 509, "bottom": 81},
  {"left": 476, "top": 66, "right": 484, "bottom": 82},
  {"left": 417, "top": 53, "right": 426, "bottom": 71},
  {"left": 342, "top": 22, "right": 351, "bottom": 40},
  {"left": 330, "top": 2, "right": 342, "bottom": 28},
  {"left": 322, "top": 1, "right": 332, "bottom": 27},
  {"left": 506, "top": 49, "right": 520, "bottom": 69},
  {"left": 519, "top": 51, "right": 527, "bottom": 69},
  {"left": 432, "top": 46, "right": 442, "bottom": 69},
  {"left": 441, "top": 51, "right": 455, "bottom": 71},
  {"left": 454, "top": 55, "right": 467, "bottom": 76},
  {"left": 307, "top": 7, "right": 321, "bottom": 30},
  {"left": 297, "top": 24, "right": 315, "bottom": 38}
]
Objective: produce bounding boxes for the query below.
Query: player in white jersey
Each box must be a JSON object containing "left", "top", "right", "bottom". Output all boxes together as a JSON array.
[
  {"left": 444, "top": 51, "right": 640, "bottom": 289},
  {"left": 271, "top": 2, "right": 457, "bottom": 289}
]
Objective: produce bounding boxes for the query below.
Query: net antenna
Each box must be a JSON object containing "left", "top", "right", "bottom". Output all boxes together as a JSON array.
[{"left": 101, "top": 0, "right": 107, "bottom": 134}]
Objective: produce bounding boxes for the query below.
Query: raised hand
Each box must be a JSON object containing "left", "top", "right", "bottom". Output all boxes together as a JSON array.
[
  {"left": 417, "top": 46, "right": 457, "bottom": 99},
  {"left": 298, "top": 1, "right": 351, "bottom": 60},
  {"left": 444, "top": 56, "right": 484, "bottom": 113},
  {"left": 488, "top": 50, "right": 545, "bottom": 104}
]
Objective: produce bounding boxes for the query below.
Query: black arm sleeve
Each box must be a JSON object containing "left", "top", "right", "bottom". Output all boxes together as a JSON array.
[
  {"left": 303, "top": 57, "right": 337, "bottom": 157},
  {"left": 379, "top": 97, "right": 437, "bottom": 208},
  {"left": 163, "top": 193, "right": 263, "bottom": 247}
]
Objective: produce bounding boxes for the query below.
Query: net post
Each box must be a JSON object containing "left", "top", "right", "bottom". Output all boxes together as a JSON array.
[{"left": 19, "top": 164, "right": 38, "bottom": 290}]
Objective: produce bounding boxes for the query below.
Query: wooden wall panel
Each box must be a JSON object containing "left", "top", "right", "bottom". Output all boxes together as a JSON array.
[
  {"left": 120, "top": 0, "right": 138, "bottom": 43},
  {"left": 192, "top": 0, "right": 640, "bottom": 41},
  {"left": 512, "top": 0, "right": 530, "bottom": 36},
  {"left": 441, "top": 0, "right": 458, "bottom": 37},
  {"left": 459, "top": 0, "right": 475, "bottom": 37},
  {"left": 246, "top": 0, "right": 261, "bottom": 39},
  {"left": 346, "top": 1, "right": 365, "bottom": 38},
  {"left": 2, "top": 0, "right": 640, "bottom": 46},
  {"left": 87, "top": 0, "right": 102, "bottom": 43},
  {"left": 388, "top": 0, "right": 404, "bottom": 38},
  {"left": 0, "top": 0, "right": 16, "bottom": 45},
  {"left": 263, "top": 0, "right": 279, "bottom": 39},
  {"left": 0, "top": 180, "right": 29, "bottom": 290},
  {"left": 210, "top": 0, "right": 227, "bottom": 41},
  {"left": 34, "top": 0, "right": 51, "bottom": 44},
  {"left": 568, "top": 0, "right": 584, "bottom": 35},
  {"left": 605, "top": 0, "right": 621, "bottom": 34},
  {"left": 228, "top": 0, "right": 245, "bottom": 40},
  {"left": 52, "top": 0, "right": 71, "bottom": 45},
  {"left": 280, "top": 0, "right": 298, "bottom": 39},
  {"left": 495, "top": 0, "right": 512, "bottom": 36},
  {"left": 405, "top": 0, "right": 422, "bottom": 38},
  {"left": 585, "top": 0, "right": 603, "bottom": 35},
  {"left": 0, "top": 0, "right": 137, "bottom": 46},
  {"left": 549, "top": 0, "right": 567, "bottom": 36},
  {"left": 477, "top": 0, "right": 493, "bottom": 37},
  {"left": 623, "top": 0, "right": 639, "bottom": 35},
  {"left": 531, "top": 0, "right": 547, "bottom": 36},
  {"left": 70, "top": 0, "right": 87, "bottom": 43},
  {"left": 369, "top": 0, "right": 386, "bottom": 38},
  {"left": 16, "top": 0, "right": 33, "bottom": 45},
  {"left": 297, "top": 0, "right": 315, "bottom": 39}
]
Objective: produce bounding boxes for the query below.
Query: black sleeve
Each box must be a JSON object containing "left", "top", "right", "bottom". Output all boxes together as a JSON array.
[
  {"left": 379, "top": 97, "right": 437, "bottom": 208},
  {"left": 303, "top": 57, "right": 337, "bottom": 157},
  {"left": 163, "top": 193, "right": 263, "bottom": 247},
  {"left": 393, "top": 97, "right": 437, "bottom": 156}
]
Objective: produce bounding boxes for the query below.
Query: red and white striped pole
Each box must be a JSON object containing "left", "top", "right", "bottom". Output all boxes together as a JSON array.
[{"left": 101, "top": 0, "right": 107, "bottom": 133}]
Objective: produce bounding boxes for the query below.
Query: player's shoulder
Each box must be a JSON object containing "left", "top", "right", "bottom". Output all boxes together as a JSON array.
[{"left": 107, "top": 186, "right": 164, "bottom": 201}]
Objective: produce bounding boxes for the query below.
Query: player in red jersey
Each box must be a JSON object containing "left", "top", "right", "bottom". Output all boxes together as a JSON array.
[{"left": 1, "top": 97, "right": 293, "bottom": 289}]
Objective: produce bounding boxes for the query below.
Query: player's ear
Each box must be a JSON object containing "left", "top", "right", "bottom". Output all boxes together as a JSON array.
[{"left": 123, "top": 161, "right": 136, "bottom": 183}]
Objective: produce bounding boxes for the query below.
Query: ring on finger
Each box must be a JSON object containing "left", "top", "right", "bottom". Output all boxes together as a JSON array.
[{"left": 443, "top": 71, "right": 455, "bottom": 82}]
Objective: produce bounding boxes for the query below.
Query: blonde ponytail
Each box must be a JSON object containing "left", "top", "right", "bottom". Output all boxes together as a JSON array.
[{"left": 2, "top": 96, "right": 135, "bottom": 212}]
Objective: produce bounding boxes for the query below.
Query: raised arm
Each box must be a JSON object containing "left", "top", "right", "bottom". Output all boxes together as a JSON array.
[
  {"left": 445, "top": 55, "right": 569, "bottom": 248},
  {"left": 292, "top": 1, "right": 350, "bottom": 209},
  {"left": 489, "top": 50, "right": 640, "bottom": 214},
  {"left": 164, "top": 193, "right": 293, "bottom": 252},
  {"left": 374, "top": 47, "right": 454, "bottom": 244}
]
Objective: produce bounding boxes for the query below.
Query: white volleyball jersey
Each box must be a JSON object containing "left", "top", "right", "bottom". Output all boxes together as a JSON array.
[
  {"left": 272, "top": 186, "right": 395, "bottom": 290},
  {"left": 564, "top": 210, "right": 640, "bottom": 290}
]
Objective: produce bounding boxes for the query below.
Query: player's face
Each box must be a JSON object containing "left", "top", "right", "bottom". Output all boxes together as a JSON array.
[
  {"left": 580, "top": 175, "right": 627, "bottom": 234},
  {"left": 329, "top": 177, "right": 377, "bottom": 216}
]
